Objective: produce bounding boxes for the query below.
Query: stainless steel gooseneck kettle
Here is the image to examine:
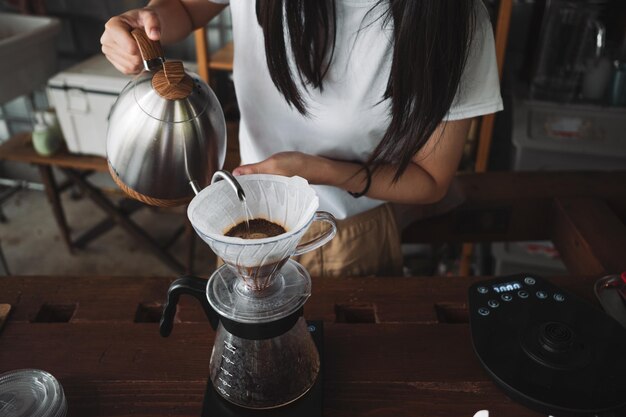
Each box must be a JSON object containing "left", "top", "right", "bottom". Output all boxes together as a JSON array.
[{"left": 106, "top": 28, "right": 226, "bottom": 207}]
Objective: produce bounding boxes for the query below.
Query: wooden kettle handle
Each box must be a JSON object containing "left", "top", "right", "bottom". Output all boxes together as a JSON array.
[
  {"left": 130, "top": 28, "right": 194, "bottom": 99},
  {"left": 131, "top": 28, "right": 164, "bottom": 64}
]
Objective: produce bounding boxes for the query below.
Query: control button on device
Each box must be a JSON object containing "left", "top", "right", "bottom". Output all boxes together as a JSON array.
[
  {"left": 501, "top": 294, "right": 513, "bottom": 302},
  {"left": 478, "top": 308, "right": 490, "bottom": 316},
  {"left": 518, "top": 290, "right": 529, "bottom": 299},
  {"left": 554, "top": 293, "right": 565, "bottom": 302},
  {"left": 488, "top": 299, "right": 500, "bottom": 308},
  {"left": 524, "top": 277, "right": 536, "bottom": 285},
  {"left": 477, "top": 287, "right": 489, "bottom": 294},
  {"left": 536, "top": 291, "right": 548, "bottom": 299}
]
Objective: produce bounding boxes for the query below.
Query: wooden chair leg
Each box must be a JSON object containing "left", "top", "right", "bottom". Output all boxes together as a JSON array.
[
  {"left": 458, "top": 0, "right": 513, "bottom": 276},
  {"left": 459, "top": 243, "right": 474, "bottom": 276},
  {"left": 194, "top": 28, "right": 210, "bottom": 84},
  {"left": 0, "top": 241, "right": 9, "bottom": 276},
  {"left": 38, "top": 166, "right": 73, "bottom": 253}
]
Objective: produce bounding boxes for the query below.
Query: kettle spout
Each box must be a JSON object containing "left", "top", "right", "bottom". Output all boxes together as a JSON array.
[{"left": 211, "top": 170, "right": 246, "bottom": 203}]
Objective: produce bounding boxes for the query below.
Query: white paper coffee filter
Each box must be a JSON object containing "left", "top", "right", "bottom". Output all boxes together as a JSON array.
[
  {"left": 189, "top": 174, "right": 318, "bottom": 239},
  {"left": 188, "top": 175, "right": 319, "bottom": 268}
]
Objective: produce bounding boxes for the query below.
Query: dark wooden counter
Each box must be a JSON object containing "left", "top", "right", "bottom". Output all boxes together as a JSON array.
[
  {"left": 0, "top": 274, "right": 600, "bottom": 417},
  {"left": 1, "top": 171, "right": 625, "bottom": 415}
]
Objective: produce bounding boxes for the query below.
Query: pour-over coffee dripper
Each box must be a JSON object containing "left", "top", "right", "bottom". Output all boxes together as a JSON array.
[
  {"left": 160, "top": 174, "right": 337, "bottom": 410},
  {"left": 189, "top": 174, "right": 336, "bottom": 291}
]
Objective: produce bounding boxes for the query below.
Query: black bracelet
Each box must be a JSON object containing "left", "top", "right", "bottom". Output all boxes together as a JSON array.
[{"left": 348, "top": 161, "right": 371, "bottom": 198}]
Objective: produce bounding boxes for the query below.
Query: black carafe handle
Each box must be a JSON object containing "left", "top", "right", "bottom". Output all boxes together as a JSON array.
[{"left": 160, "top": 276, "right": 220, "bottom": 337}]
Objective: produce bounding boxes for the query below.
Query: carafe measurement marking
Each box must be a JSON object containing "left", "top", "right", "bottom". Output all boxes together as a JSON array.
[
  {"left": 224, "top": 341, "right": 237, "bottom": 353},
  {"left": 221, "top": 355, "right": 235, "bottom": 365},
  {"left": 219, "top": 344, "right": 237, "bottom": 396},
  {"left": 217, "top": 387, "right": 230, "bottom": 397},
  {"left": 218, "top": 377, "right": 232, "bottom": 388}
]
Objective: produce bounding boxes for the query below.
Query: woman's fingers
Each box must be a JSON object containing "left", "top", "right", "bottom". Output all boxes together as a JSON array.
[
  {"left": 102, "top": 16, "right": 137, "bottom": 55},
  {"left": 233, "top": 164, "right": 261, "bottom": 176},
  {"left": 233, "top": 153, "right": 309, "bottom": 177},
  {"left": 101, "top": 8, "right": 162, "bottom": 74},
  {"left": 136, "top": 8, "right": 161, "bottom": 40},
  {"left": 101, "top": 44, "right": 143, "bottom": 74}
]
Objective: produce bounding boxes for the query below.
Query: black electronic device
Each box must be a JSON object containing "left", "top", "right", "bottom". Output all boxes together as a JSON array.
[
  {"left": 201, "top": 321, "right": 323, "bottom": 417},
  {"left": 469, "top": 275, "right": 626, "bottom": 417}
]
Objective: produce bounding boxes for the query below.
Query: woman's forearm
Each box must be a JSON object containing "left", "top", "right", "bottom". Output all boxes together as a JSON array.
[
  {"left": 315, "top": 119, "right": 471, "bottom": 204},
  {"left": 232, "top": 122, "right": 470, "bottom": 204},
  {"left": 316, "top": 158, "right": 445, "bottom": 205}
]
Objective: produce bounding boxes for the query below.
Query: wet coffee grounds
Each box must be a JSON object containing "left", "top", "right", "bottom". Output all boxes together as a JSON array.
[{"left": 225, "top": 218, "right": 286, "bottom": 239}]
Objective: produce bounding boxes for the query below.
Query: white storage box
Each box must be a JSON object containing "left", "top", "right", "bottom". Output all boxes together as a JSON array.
[
  {"left": 512, "top": 99, "right": 626, "bottom": 170},
  {"left": 0, "top": 13, "right": 61, "bottom": 104},
  {"left": 492, "top": 242, "right": 567, "bottom": 277},
  {"left": 47, "top": 54, "right": 133, "bottom": 156}
]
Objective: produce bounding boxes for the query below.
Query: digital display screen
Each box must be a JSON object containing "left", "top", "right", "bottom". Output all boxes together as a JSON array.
[{"left": 492, "top": 281, "right": 522, "bottom": 294}]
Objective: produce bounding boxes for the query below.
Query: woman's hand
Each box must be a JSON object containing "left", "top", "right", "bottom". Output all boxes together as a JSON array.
[
  {"left": 100, "top": 8, "right": 162, "bottom": 74},
  {"left": 233, "top": 152, "right": 370, "bottom": 196},
  {"left": 100, "top": 1, "right": 227, "bottom": 75},
  {"left": 233, "top": 152, "right": 327, "bottom": 183}
]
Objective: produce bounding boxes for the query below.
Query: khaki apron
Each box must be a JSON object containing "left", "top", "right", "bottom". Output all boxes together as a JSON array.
[{"left": 293, "top": 203, "right": 403, "bottom": 277}]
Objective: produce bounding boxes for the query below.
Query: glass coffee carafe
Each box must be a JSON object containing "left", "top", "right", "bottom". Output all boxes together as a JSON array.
[{"left": 160, "top": 174, "right": 337, "bottom": 409}]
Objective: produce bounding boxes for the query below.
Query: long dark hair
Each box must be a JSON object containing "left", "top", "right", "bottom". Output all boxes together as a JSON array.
[{"left": 256, "top": 0, "right": 477, "bottom": 180}]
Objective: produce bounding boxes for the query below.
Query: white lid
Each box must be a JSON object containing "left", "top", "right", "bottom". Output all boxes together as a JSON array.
[
  {"left": 0, "top": 369, "right": 67, "bottom": 417},
  {"left": 47, "top": 55, "right": 132, "bottom": 93}
]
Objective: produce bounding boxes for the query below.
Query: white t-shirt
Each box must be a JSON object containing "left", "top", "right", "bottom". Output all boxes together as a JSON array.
[{"left": 210, "top": 0, "right": 503, "bottom": 219}]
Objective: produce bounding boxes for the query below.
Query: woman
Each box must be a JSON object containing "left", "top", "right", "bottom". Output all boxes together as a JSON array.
[{"left": 101, "top": 0, "right": 503, "bottom": 277}]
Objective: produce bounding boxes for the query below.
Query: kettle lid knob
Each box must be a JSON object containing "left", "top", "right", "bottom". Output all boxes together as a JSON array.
[{"left": 152, "top": 61, "right": 194, "bottom": 100}]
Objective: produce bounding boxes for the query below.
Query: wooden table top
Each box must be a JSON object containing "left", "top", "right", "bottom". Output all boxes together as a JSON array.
[
  {"left": 0, "top": 132, "right": 107, "bottom": 172},
  {"left": 0, "top": 125, "right": 242, "bottom": 173},
  {"left": 0, "top": 274, "right": 602, "bottom": 417}
]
